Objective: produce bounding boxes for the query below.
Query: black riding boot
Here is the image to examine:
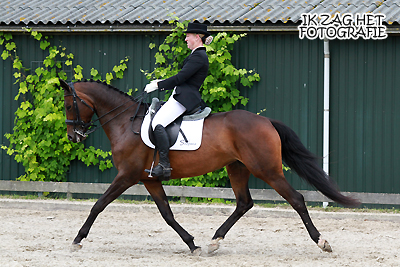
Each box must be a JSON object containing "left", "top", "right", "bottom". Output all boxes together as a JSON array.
[{"left": 146, "top": 124, "right": 172, "bottom": 181}]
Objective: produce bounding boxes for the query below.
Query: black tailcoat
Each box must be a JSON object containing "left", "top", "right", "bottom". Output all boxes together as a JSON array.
[{"left": 158, "top": 46, "right": 209, "bottom": 112}]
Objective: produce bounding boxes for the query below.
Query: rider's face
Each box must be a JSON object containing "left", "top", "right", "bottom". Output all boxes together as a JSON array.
[{"left": 185, "top": 33, "right": 201, "bottom": 50}]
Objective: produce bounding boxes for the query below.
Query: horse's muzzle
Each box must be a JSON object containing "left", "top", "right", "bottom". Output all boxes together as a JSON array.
[
  {"left": 68, "top": 130, "right": 87, "bottom": 143},
  {"left": 68, "top": 133, "right": 80, "bottom": 143}
]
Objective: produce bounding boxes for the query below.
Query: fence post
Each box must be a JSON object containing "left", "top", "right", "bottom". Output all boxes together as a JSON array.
[
  {"left": 180, "top": 186, "right": 186, "bottom": 203},
  {"left": 66, "top": 182, "right": 72, "bottom": 199}
]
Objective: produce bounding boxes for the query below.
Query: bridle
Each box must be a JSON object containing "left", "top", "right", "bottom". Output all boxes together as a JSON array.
[
  {"left": 64, "top": 82, "right": 146, "bottom": 140},
  {"left": 64, "top": 82, "right": 97, "bottom": 139}
]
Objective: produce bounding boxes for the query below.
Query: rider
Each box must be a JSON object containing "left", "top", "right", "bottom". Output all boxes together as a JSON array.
[{"left": 144, "top": 22, "right": 213, "bottom": 181}]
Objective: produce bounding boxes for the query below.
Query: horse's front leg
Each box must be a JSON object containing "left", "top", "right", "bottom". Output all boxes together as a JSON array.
[
  {"left": 72, "top": 174, "right": 134, "bottom": 250},
  {"left": 142, "top": 180, "right": 201, "bottom": 255}
]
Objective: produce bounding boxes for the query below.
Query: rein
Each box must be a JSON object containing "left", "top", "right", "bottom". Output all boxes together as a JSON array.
[{"left": 65, "top": 82, "right": 147, "bottom": 138}]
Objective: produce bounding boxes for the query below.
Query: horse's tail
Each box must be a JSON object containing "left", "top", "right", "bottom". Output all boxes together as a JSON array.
[{"left": 270, "top": 119, "right": 360, "bottom": 207}]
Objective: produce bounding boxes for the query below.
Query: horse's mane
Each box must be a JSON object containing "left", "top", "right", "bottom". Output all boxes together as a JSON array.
[{"left": 77, "top": 79, "right": 139, "bottom": 101}]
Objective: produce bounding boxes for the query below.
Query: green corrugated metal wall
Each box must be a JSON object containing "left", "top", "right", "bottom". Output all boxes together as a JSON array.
[
  {"left": 0, "top": 49, "right": 26, "bottom": 181},
  {"left": 329, "top": 37, "right": 400, "bottom": 194},
  {"left": 1, "top": 32, "right": 399, "bottom": 196}
]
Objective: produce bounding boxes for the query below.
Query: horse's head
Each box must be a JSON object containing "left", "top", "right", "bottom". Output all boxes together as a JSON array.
[{"left": 60, "top": 79, "right": 95, "bottom": 143}]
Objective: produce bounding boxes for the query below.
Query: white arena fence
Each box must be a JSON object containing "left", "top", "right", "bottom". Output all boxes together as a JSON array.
[{"left": 0, "top": 180, "right": 400, "bottom": 205}]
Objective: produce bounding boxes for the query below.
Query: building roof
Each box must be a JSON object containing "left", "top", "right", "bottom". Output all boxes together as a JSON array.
[{"left": 1, "top": 0, "right": 399, "bottom": 32}]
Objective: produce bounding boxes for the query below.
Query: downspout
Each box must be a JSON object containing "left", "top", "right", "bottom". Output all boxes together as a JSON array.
[{"left": 323, "top": 38, "right": 330, "bottom": 208}]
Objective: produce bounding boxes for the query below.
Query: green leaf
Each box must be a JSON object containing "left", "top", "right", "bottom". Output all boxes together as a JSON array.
[
  {"left": 40, "top": 40, "right": 50, "bottom": 50},
  {"left": 106, "top": 72, "right": 113, "bottom": 83},
  {"left": 223, "top": 65, "right": 234, "bottom": 75},
  {"left": 221, "top": 102, "right": 232, "bottom": 111},
  {"left": 241, "top": 98, "right": 249, "bottom": 106},
  {"left": 74, "top": 72, "right": 83, "bottom": 80},
  {"left": 106, "top": 160, "right": 113, "bottom": 168},
  {"left": 160, "top": 44, "right": 170, "bottom": 52},
  {"left": 90, "top": 68, "right": 99, "bottom": 77},
  {"left": 13, "top": 58, "right": 23, "bottom": 70},
  {"left": 21, "top": 101, "right": 32, "bottom": 110},
  {"left": 31, "top": 31, "right": 42, "bottom": 40},
  {"left": 230, "top": 97, "right": 239, "bottom": 106},
  {"left": 47, "top": 77, "right": 60, "bottom": 86},
  {"left": 74, "top": 65, "right": 83, "bottom": 80},
  {"left": 112, "top": 65, "right": 120, "bottom": 72},
  {"left": 1, "top": 50, "right": 9, "bottom": 60},
  {"left": 43, "top": 57, "right": 54, "bottom": 67},
  {"left": 4, "top": 33, "right": 13, "bottom": 41},
  {"left": 19, "top": 81, "right": 28, "bottom": 94},
  {"left": 155, "top": 52, "right": 166, "bottom": 64},
  {"left": 5, "top": 42, "right": 16, "bottom": 51},
  {"left": 115, "top": 71, "right": 123, "bottom": 79},
  {"left": 35, "top": 68, "right": 43, "bottom": 77},
  {"left": 240, "top": 77, "right": 250, "bottom": 87}
]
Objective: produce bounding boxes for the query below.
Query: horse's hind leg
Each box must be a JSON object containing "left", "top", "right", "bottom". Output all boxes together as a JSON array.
[
  {"left": 142, "top": 180, "right": 201, "bottom": 255},
  {"left": 72, "top": 174, "right": 134, "bottom": 250},
  {"left": 262, "top": 171, "right": 332, "bottom": 252},
  {"left": 208, "top": 161, "right": 253, "bottom": 253}
]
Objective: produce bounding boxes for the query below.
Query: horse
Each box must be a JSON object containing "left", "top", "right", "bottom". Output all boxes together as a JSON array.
[{"left": 61, "top": 79, "right": 359, "bottom": 255}]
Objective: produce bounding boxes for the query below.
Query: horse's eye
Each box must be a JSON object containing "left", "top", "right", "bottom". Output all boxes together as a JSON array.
[{"left": 66, "top": 105, "right": 72, "bottom": 110}]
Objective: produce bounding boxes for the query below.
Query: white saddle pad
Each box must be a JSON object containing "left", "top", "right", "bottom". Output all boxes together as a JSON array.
[{"left": 140, "top": 109, "right": 205, "bottom": 151}]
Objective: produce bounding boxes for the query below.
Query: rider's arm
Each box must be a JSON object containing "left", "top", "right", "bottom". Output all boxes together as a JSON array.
[{"left": 157, "top": 52, "right": 206, "bottom": 91}]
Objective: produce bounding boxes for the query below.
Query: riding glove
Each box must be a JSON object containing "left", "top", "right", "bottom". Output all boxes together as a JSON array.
[{"left": 144, "top": 80, "right": 162, "bottom": 93}]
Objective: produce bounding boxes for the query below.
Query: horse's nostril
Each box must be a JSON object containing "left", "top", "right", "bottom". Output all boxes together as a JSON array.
[{"left": 68, "top": 134, "right": 74, "bottom": 142}]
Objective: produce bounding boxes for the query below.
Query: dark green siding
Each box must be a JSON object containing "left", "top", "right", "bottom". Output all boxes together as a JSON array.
[
  {"left": 0, "top": 39, "right": 26, "bottom": 181},
  {"left": 1, "top": 32, "right": 399, "bottom": 196},
  {"left": 329, "top": 37, "right": 400, "bottom": 194}
]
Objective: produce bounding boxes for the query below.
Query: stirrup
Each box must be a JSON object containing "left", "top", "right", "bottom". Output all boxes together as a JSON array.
[{"left": 145, "top": 164, "right": 172, "bottom": 181}]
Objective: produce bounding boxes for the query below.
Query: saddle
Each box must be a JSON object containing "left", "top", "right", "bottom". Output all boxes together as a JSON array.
[{"left": 148, "top": 98, "right": 211, "bottom": 148}]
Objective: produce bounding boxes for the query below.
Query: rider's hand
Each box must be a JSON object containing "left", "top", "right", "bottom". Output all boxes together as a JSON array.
[{"left": 144, "top": 80, "right": 159, "bottom": 93}]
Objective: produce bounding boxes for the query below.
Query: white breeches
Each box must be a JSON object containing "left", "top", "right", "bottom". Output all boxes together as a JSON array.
[{"left": 152, "top": 91, "right": 186, "bottom": 130}]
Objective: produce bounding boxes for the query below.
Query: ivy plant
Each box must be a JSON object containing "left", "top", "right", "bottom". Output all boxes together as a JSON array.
[
  {"left": 144, "top": 19, "right": 260, "bottom": 187},
  {"left": 0, "top": 30, "right": 128, "bottom": 181}
]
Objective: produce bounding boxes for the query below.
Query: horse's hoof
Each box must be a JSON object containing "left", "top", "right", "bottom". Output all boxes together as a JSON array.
[
  {"left": 70, "top": 242, "right": 83, "bottom": 252},
  {"left": 207, "top": 237, "right": 223, "bottom": 254},
  {"left": 317, "top": 237, "right": 332, "bottom": 252},
  {"left": 191, "top": 247, "right": 202, "bottom": 256}
]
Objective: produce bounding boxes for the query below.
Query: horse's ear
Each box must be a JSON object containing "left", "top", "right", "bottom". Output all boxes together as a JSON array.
[{"left": 59, "top": 79, "right": 70, "bottom": 92}]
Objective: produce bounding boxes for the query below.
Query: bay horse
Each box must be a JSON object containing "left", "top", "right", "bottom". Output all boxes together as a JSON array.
[{"left": 61, "top": 79, "right": 359, "bottom": 255}]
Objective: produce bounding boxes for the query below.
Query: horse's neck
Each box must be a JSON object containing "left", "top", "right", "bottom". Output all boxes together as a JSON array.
[
  {"left": 85, "top": 86, "right": 141, "bottom": 140},
  {"left": 85, "top": 87, "right": 135, "bottom": 118}
]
